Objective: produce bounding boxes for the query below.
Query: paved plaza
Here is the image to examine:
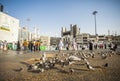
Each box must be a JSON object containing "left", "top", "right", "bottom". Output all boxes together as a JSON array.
[{"left": 0, "top": 49, "right": 120, "bottom": 81}]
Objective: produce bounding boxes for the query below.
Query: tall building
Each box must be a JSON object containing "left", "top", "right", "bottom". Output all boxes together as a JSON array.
[
  {"left": 18, "top": 27, "right": 30, "bottom": 42},
  {"left": 0, "top": 11, "right": 19, "bottom": 42},
  {"left": 31, "top": 26, "right": 40, "bottom": 40},
  {"left": 61, "top": 24, "right": 80, "bottom": 44}
]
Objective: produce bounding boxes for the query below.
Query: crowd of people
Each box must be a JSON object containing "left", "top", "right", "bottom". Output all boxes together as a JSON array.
[
  {"left": 57, "top": 39, "right": 118, "bottom": 52},
  {"left": 0, "top": 40, "right": 41, "bottom": 53},
  {"left": 0, "top": 39, "right": 118, "bottom": 53}
]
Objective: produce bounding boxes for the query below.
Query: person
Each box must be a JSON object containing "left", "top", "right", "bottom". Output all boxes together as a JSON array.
[
  {"left": 72, "top": 39, "right": 78, "bottom": 51},
  {"left": 94, "top": 44, "right": 97, "bottom": 49},
  {"left": 28, "top": 41, "right": 33, "bottom": 52},
  {"left": 16, "top": 41, "right": 21, "bottom": 54},
  {"left": 110, "top": 43, "right": 117, "bottom": 51},
  {"left": 33, "top": 40, "right": 36, "bottom": 52},
  {"left": 104, "top": 43, "right": 107, "bottom": 49},
  {"left": 0, "top": 41, "right": 3, "bottom": 50},
  {"left": 17, "top": 41, "right": 21, "bottom": 51},
  {"left": 37, "top": 41, "right": 40, "bottom": 51},
  {"left": 23, "top": 40, "right": 28, "bottom": 53},
  {"left": 66, "top": 42, "right": 69, "bottom": 50},
  {"left": 89, "top": 41, "right": 93, "bottom": 51},
  {"left": 3, "top": 40, "right": 8, "bottom": 52},
  {"left": 58, "top": 39, "right": 64, "bottom": 53},
  {"left": 12, "top": 41, "right": 15, "bottom": 50}
]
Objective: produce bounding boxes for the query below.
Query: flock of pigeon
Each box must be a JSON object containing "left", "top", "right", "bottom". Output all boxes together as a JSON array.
[{"left": 15, "top": 49, "right": 120, "bottom": 73}]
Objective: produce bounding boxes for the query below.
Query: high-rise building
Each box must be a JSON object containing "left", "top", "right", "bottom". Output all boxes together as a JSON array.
[{"left": 0, "top": 11, "right": 19, "bottom": 42}]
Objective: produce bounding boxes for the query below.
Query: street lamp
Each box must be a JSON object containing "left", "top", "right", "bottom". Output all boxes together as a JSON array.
[{"left": 92, "top": 11, "right": 98, "bottom": 36}]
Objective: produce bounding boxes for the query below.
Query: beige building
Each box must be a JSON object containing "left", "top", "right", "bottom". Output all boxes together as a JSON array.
[
  {"left": 76, "top": 33, "right": 90, "bottom": 45},
  {"left": 89, "top": 35, "right": 97, "bottom": 43},
  {"left": 40, "top": 36, "right": 50, "bottom": 46},
  {"left": 0, "top": 11, "right": 19, "bottom": 42}
]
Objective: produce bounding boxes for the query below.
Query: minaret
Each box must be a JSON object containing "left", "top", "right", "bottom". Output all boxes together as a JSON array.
[
  {"left": 34, "top": 25, "right": 37, "bottom": 40},
  {"left": 61, "top": 27, "right": 66, "bottom": 37},
  {"left": 108, "top": 29, "right": 110, "bottom": 36}
]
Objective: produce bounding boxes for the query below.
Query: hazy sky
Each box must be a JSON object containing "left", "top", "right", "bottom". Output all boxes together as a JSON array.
[{"left": 0, "top": 0, "right": 120, "bottom": 37}]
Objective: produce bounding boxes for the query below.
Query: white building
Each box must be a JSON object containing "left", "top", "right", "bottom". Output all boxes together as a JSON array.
[{"left": 0, "top": 11, "right": 19, "bottom": 42}]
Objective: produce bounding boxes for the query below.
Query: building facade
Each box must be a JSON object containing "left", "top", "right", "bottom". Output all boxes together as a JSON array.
[
  {"left": 0, "top": 11, "right": 19, "bottom": 42},
  {"left": 40, "top": 36, "right": 50, "bottom": 46},
  {"left": 76, "top": 33, "right": 90, "bottom": 45},
  {"left": 61, "top": 24, "right": 80, "bottom": 44},
  {"left": 18, "top": 27, "right": 30, "bottom": 42},
  {"left": 50, "top": 37, "right": 61, "bottom": 46}
]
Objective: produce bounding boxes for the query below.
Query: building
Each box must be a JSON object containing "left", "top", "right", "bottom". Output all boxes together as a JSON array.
[
  {"left": 111, "top": 35, "right": 120, "bottom": 44},
  {"left": 0, "top": 11, "right": 19, "bottom": 42},
  {"left": 18, "top": 27, "right": 30, "bottom": 42},
  {"left": 76, "top": 33, "right": 90, "bottom": 45},
  {"left": 31, "top": 26, "right": 40, "bottom": 40},
  {"left": 97, "top": 35, "right": 107, "bottom": 43},
  {"left": 61, "top": 24, "right": 80, "bottom": 44},
  {"left": 40, "top": 36, "right": 50, "bottom": 46},
  {"left": 50, "top": 37, "right": 61, "bottom": 46},
  {"left": 89, "top": 35, "right": 97, "bottom": 43}
]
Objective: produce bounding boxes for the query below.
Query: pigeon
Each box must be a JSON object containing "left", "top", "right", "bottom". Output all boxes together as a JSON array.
[
  {"left": 41, "top": 52, "right": 46, "bottom": 62},
  {"left": 84, "top": 58, "right": 90, "bottom": 65},
  {"left": 69, "top": 68, "right": 74, "bottom": 74},
  {"left": 14, "top": 67, "right": 23, "bottom": 72},
  {"left": 86, "top": 64, "right": 95, "bottom": 70},
  {"left": 92, "top": 54, "right": 95, "bottom": 58},
  {"left": 101, "top": 54, "right": 107, "bottom": 59},
  {"left": 102, "top": 63, "right": 108, "bottom": 67},
  {"left": 68, "top": 56, "right": 81, "bottom": 61},
  {"left": 38, "top": 68, "right": 44, "bottom": 72},
  {"left": 27, "top": 65, "right": 32, "bottom": 71}
]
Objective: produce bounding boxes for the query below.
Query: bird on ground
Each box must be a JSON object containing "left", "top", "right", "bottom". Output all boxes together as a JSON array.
[
  {"left": 14, "top": 67, "right": 23, "bottom": 72},
  {"left": 69, "top": 68, "right": 74, "bottom": 74},
  {"left": 84, "top": 58, "right": 90, "bottom": 65},
  {"left": 86, "top": 64, "right": 95, "bottom": 70},
  {"left": 102, "top": 63, "right": 108, "bottom": 67},
  {"left": 101, "top": 54, "right": 107, "bottom": 59},
  {"left": 68, "top": 55, "right": 81, "bottom": 61}
]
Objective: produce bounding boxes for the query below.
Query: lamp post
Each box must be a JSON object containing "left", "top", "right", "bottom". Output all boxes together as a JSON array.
[{"left": 92, "top": 11, "right": 98, "bottom": 36}]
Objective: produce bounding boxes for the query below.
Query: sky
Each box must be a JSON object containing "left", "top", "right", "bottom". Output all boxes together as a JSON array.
[{"left": 0, "top": 0, "right": 120, "bottom": 37}]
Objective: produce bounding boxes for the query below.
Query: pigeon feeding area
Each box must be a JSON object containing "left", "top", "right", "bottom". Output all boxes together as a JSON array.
[
  {"left": 22, "top": 49, "right": 120, "bottom": 73},
  {"left": 0, "top": 49, "right": 120, "bottom": 81}
]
